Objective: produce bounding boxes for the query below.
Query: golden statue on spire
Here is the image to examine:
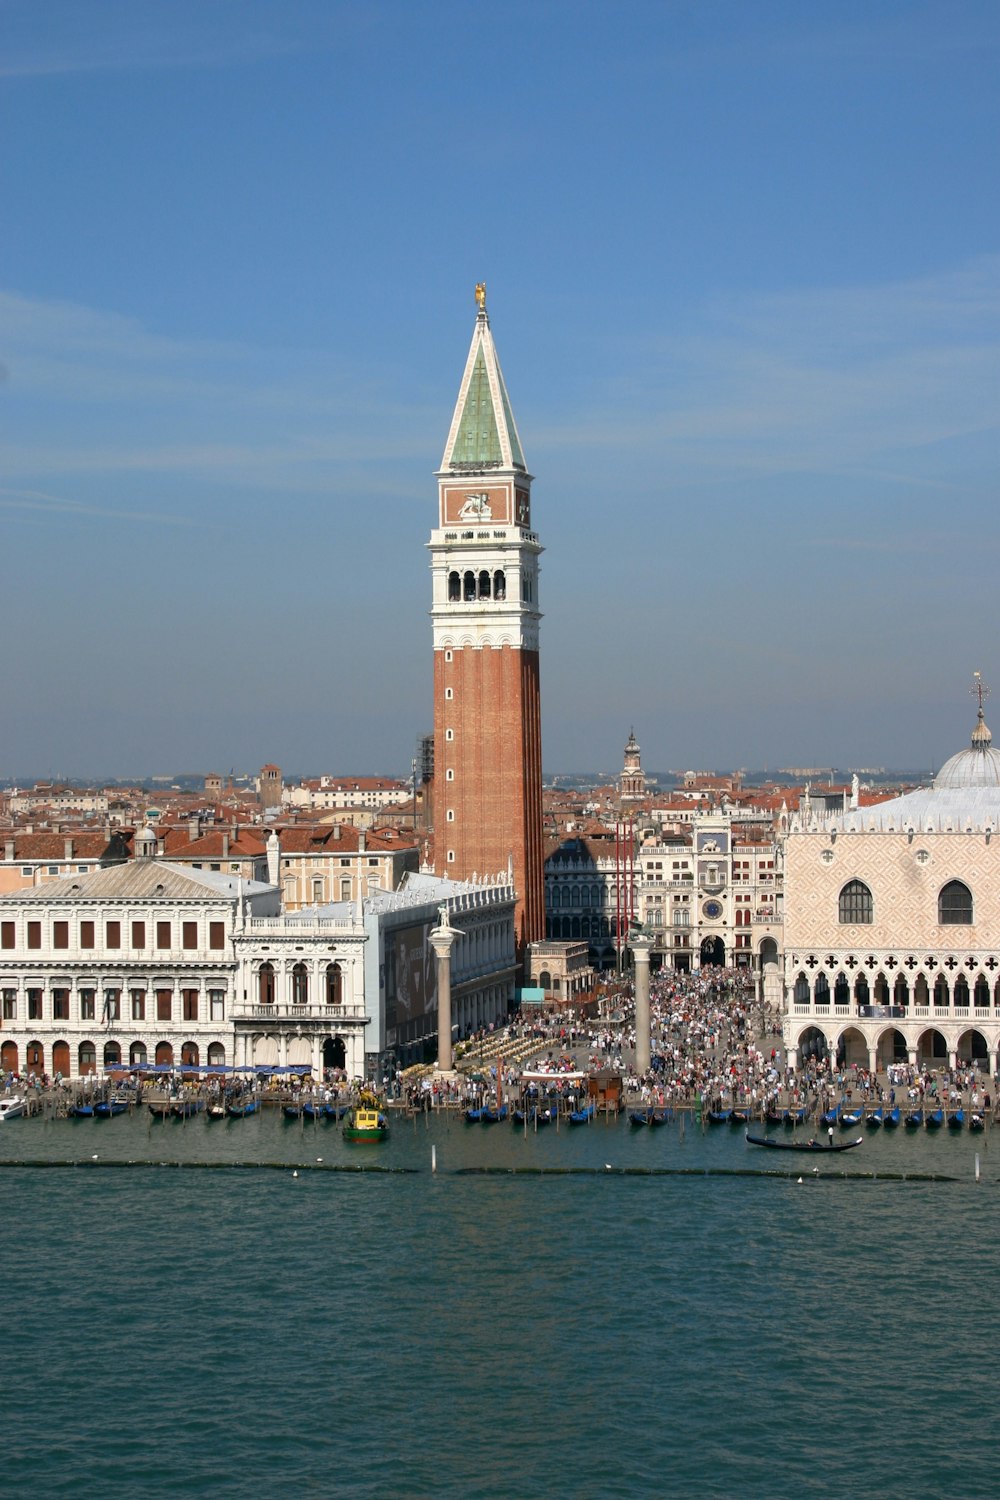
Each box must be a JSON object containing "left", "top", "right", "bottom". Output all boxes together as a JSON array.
[{"left": 475, "top": 282, "right": 487, "bottom": 312}]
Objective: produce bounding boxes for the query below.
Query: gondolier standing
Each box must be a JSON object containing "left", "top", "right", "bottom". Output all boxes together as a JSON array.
[{"left": 828, "top": 1126, "right": 834, "bottom": 1147}]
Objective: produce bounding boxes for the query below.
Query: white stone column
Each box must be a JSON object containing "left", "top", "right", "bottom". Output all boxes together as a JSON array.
[
  {"left": 633, "top": 931, "right": 655, "bottom": 1076},
  {"left": 430, "top": 911, "right": 459, "bottom": 1073}
]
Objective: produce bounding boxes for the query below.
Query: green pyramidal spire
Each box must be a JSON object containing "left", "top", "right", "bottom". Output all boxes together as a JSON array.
[{"left": 441, "top": 296, "right": 526, "bottom": 472}]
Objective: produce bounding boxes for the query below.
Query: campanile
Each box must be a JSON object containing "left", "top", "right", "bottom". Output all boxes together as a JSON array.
[{"left": 428, "top": 286, "right": 545, "bottom": 953}]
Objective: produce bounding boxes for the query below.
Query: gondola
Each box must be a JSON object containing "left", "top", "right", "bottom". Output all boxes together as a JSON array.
[
  {"left": 227, "top": 1098, "right": 260, "bottom": 1118},
  {"left": 783, "top": 1106, "right": 807, "bottom": 1126},
  {"left": 866, "top": 1107, "right": 883, "bottom": 1128},
  {"left": 69, "top": 1103, "right": 95, "bottom": 1118},
  {"left": 322, "top": 1103, "right": 348, "bottom": 1120},
  {"left": 465, "top": 1106, "right": 485, "bottom": 1124},
  {"left": 820, "top": 1107, "right": 839, "bottom": 1126},
  {"left": 568, "top": 1104, "right": 595, "bottom": 1125},
  {"left": 925, "top": 1107, "right": 944, "bottom": 1129},
  {"left": 839, "top": 1106, "right": 864, "bottom": 1127},
  {"left": 731, "top": 1109, "right": 750, "bottom": 1125},
  {"left": 95, "top": 1098, "right": 128, "bottom": 1118},
  {"left": 206, "top": 1102, "right": 228, "bottom": 1120},
  {"left": 629, "top": 1110, "right": 651, "bottom": 1127},
  {"left": 968, "top": 1112, "right": 985, "bottom": 1132},
  {"left": 904, "top": 1109, "right": 923, "bottom": 1128},
  {"left": 172, "top": 1097, "right": 204, "bottom": 1119},
  {"left": 947, "top": 1109, "right": 965, "bottom": 1130},
  {"left": 481, "top": 1104, "right": 508, "bottom": 1124},
  {"left": 649, "top": 1109, "right": 671, "bottom": 1126},
  {"left": 745, "top": 1131, "right": 863, "bottom": 1153},
  {"left": 706, "top": 1108, "right": 732, "bottom": 1124},
  {"left": 883, "top": 1107, "right": 901, "bottom": 1127}
]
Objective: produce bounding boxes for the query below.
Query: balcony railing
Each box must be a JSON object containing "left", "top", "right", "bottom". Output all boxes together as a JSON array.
[{"left": 233, "top": 1004, "right": 367, "bottom": 1021}]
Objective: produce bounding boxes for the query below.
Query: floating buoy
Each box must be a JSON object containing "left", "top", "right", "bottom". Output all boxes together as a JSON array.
[
  {"left": 797, "top": 1176, "right": 803, "bottom": 1184},
  {"left": 292, "top": 1170, "right": 299, "bottom": 1178}
]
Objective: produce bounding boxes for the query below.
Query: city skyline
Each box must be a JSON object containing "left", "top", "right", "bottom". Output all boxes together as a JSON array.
[{"left": 3, "top": 0, "right": 998, "bottom": 779}]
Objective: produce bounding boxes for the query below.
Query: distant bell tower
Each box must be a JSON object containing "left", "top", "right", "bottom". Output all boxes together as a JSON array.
[
  {"left": 620, "top": 729, "right": 646, "bottom": 801},
  {"left": 428, "top": 285, "right": 545, "bottom": 952}
]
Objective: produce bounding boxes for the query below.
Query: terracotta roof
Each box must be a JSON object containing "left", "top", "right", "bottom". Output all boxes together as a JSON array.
[{"left": 1, "top": 831, "right": 133, "bottom": 861}]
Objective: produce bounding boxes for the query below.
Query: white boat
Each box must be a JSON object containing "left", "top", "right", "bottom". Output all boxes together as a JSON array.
[{"left": 0, "top": 1096, "right": 25, "bottom": 1121}]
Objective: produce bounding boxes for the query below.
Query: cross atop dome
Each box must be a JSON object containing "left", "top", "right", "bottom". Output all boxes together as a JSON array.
[{"left": 440, "top": 287, "right": 527, "bottom": 473}]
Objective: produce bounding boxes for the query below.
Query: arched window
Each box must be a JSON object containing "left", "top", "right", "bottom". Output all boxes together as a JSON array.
[
  {"left": 463, "top": 571, "right": 476, "bottom": 601},
  {"left": 258, "top": 962, "right": 275, "bottom": 1006},
  {"left": 478, "top": 569, "right": 491, "bottom": 599},
  {"left": 839, "top": 880, "right": 873, "bottom": 924},
  {"left": 954, "top": 974, "right": 970, "bottom": 1008},
  {"left": 325, "top": 964, "right": 342, "bottom": 1007},
  {"left": 974, "top": 974, "right": 990, "bottom": 1008},
  {"left": 939, "top": 880, "right": 973, "bottom": 925},
  {"left": 834, "top": 972, "right": 850, "bottom": 1006},
  {"left": 814, "top": 972, "right": 830, "bottom": 1006},
  {"left": 292, "top": 963, "right": 309, "bottom": 1005},
  {"left": 448, "top": 571, "right": 461, "bottom": 602},
  {"left": 854, "top": 973, "right": 870, "bottom": 1007},
  {"left": 494, "top": 570, "right": 506, "bottom": 600},
  {"left": 130, "top": 1042, "right": 147, "bottom": 1067},
  {"left": 794, "top": 972, "right": 809, "bottom": 1003},
  {"left": 894, "top": 974, "right": 909, "bottom": 1009}
]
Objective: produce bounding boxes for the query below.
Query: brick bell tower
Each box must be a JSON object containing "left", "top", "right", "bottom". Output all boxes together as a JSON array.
[{"left": 428, "top": 284, "right": 545, "bottom": 953}]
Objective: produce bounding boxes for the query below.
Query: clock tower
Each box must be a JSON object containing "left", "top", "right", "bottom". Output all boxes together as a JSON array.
[{"left": 428, "top": 287, "right": 545, "bottom": 952}]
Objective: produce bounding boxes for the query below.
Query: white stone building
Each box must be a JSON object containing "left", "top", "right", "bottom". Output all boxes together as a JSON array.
[
  {"left": 0, "top": 859, "right": 279, "bottom": 1078},
  {"left": 782, "top": 705, "right": 1000, "bottom": 1074}
]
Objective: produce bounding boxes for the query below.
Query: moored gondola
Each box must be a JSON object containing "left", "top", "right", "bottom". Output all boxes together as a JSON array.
[
  {"left": 905, "top": 1109, "right": 923, "bottom": 1128},
  {"left": 947, "top": 1108, "right": 965, "bottom": 1130},
  {"left": 883, "top": 1106, "right": 901, "bottom": 1127},
  {"left": 866, "top": 1107, "right": 884, "bottom": 1128},
  {"left": 925, "top": 1107, "right": 944, "bottom": 1129}
]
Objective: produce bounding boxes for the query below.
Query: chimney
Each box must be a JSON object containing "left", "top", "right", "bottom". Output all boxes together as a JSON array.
[
  {"left": 157, "top": 836, "right": 166, "bottom": 856},
  {"left": 64, "top": 838, "right": 74, "bottom": 860},
  {"left": 188, "top": 818, "right": 199, "bottom": 842},
  {"left": 4, "top": 840, "right": 13, "bottom": 862},
  {"left": 358, "top": 830, "right": 366, "bottom": 854},
  {"left": 222, "top": 832, "right": 230, "bottom": 858},
  {"left": 333, "top": 824, "right": 341, "bottom": 841}
]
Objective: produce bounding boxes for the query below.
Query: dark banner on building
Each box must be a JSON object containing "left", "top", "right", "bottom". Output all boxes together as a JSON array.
[{"left": 385, "top": 922, "right": 436, "bottom": 1033}]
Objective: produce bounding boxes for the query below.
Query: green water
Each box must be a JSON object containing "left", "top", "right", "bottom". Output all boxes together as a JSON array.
[{"left": 0, "top": 1112, "right": 995, "bottom": 1498}]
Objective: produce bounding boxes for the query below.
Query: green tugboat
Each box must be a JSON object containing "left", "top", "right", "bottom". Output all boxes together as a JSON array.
[{"left": 342, "top": 1091, "right": 388, "bottom": 1143}]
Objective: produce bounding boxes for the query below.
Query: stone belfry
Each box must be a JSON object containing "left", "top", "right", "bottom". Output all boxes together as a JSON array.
[
  {"left": 428, "top": 285, "right": 545, "bottom": 952},
  {"left": 620, "top": 729, "right": 646, "bottom": 801}
]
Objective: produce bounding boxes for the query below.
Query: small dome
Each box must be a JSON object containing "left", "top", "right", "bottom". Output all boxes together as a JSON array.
[{"left": 934, "top": 710, "right": 1000, "bottom": 789}]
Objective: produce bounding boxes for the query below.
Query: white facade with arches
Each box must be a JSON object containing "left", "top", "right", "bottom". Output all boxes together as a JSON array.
[{"left": 783, "top": 709, "right": 1000, "bottom": 1075}]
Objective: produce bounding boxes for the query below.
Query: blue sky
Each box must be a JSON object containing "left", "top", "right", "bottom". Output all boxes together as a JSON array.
[{"left": 2, "top": 0, "right": 998, "bottom": 781}]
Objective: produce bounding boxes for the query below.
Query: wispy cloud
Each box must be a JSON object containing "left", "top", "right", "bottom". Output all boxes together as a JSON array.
[
  {"left": 0, "top": 0, "right": 362, "bottom": 80},
  {"left": 0, "top": 485, "right": 198, "bottom": 527},
  {"left": 533, "top": 257, "right": 1000, "bottom": 481}
]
